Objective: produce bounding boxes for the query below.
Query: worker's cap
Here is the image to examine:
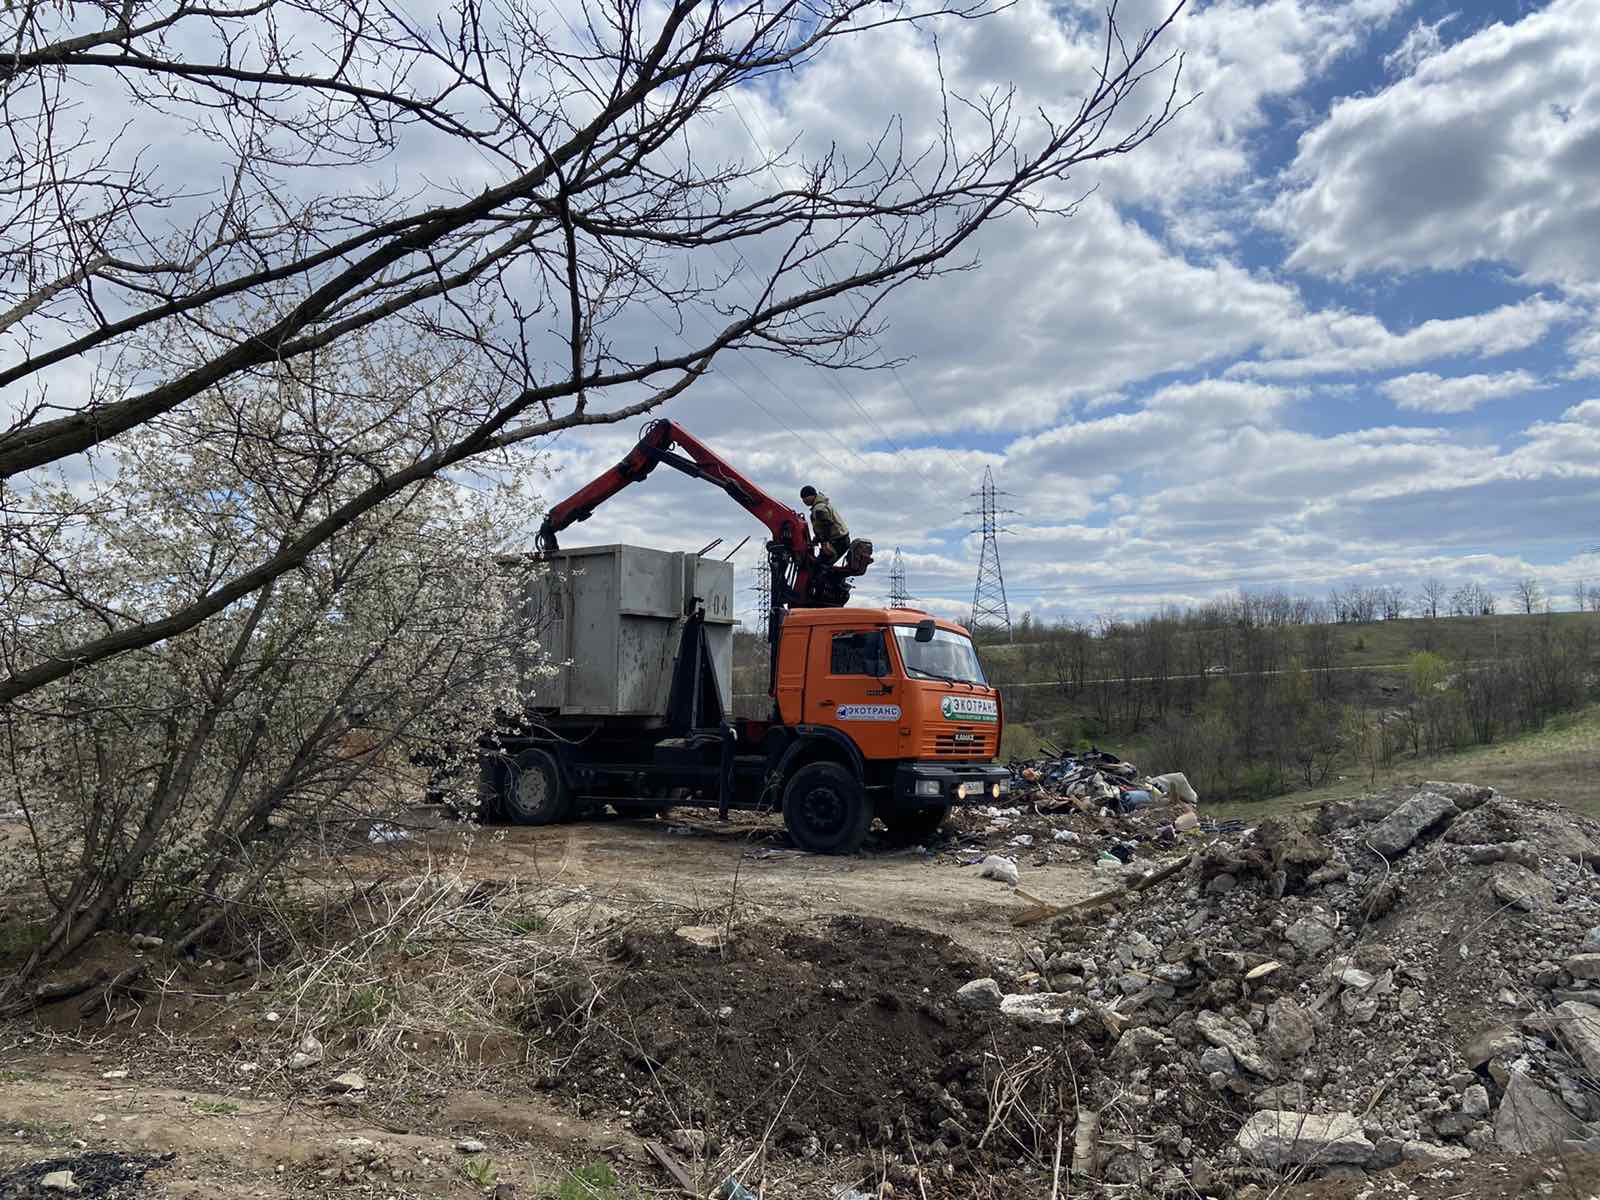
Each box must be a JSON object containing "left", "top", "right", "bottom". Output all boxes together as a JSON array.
[{"left": 800, "top": 485, "right": 818, "bottom": 501}]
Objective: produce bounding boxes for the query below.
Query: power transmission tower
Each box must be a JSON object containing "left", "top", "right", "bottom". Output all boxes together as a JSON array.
[
  {"left": 888, "top": 547, "right": 912, "bottom": 608},
  {"left": 752, "top": 557, "right": 771, "bottom": 620},
  {"left": 967, "top": 466, "right": 1015, "bottom": 640}
]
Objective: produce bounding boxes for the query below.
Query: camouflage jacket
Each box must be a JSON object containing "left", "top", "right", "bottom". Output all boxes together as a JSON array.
[{"left": 809, "top": 494, "right": 849, "bottom": 543}]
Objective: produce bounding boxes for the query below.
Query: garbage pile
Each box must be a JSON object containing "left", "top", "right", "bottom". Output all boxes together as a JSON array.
[
  {"left": 962, "top": 780, "right": 1600, "bottom": 1193},
  {"left": 1011, "top": 746, "right": 1198, "bottom": 818}
]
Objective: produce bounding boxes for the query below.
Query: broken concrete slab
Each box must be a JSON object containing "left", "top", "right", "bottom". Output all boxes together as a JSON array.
[
  {"left": 1495, "top": 1070, "right": 1581, "bottom": 1154},
  {"left": 1369, "top": 791, "right": 1459, "bottom": 859},
  {"left": 1421, "top": 781, "right": 1495, "bottom": 811},
  {"left": 1553, "top": 1000, "right": 1600, "bottom": 1076},
  {"left": 1492, "top": 862, "right": 1555, "bottom": 912},
  {"left": 1196, "top": 1010, "right": 1278, "bottom": 1080},
  {"left": 998, "top": 993, "right": 1083, "bottom": 1027},
  {"left": 1236, "top": 1111, "right": 1373, "bottom": 1168}
]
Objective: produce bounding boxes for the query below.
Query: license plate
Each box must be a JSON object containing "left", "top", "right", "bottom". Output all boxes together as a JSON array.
[{"left": 951, "top": 732, "right": 979, "bottom": 744}]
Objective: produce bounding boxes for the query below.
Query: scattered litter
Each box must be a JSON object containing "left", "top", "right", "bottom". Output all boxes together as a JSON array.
[
  {"left": 979, "top": 855, "right": 1019, "bottom": 885},
  {"left": 367, "top": 823, "right": 411, "bottom": 844},
  {"left": 1008, "top": 834, "right": 1034, "bottom": 848},
  {"left": 745, "top": 847, "right": 798, "bottom": 861}
]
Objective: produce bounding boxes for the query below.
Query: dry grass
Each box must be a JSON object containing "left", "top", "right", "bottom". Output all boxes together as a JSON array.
[{"left": 253, "top": 858, "right": 606, "bottom": 1086}]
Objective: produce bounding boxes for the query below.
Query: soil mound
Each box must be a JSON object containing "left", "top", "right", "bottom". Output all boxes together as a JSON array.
[{"left": 551, "top": 915, "right": 1065, "bottom": 1159}]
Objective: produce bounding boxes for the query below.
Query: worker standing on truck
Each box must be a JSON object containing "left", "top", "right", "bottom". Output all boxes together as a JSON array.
[{"left": 801, "top": 485, "right": 851, "bottom": 565}]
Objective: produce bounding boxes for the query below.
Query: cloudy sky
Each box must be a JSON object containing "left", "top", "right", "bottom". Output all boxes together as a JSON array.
[{"left": 541, "top": 0, "right": 1600, "bottom": 627}]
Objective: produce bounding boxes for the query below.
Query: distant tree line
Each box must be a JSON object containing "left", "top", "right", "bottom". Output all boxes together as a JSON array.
[{"left": 983, "top": 591, "right": 1598, "bottom": 803}]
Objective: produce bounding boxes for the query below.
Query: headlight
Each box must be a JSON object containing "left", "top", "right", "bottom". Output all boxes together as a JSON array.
[
  {"left": 996, "top": 779, "right": 1010, "bottom": 795},
  {"left": 957, "top": 781, "right": 981, "bottom": 799},
  {"left": 915, "top": 779, "right": 943, "bottom": 797}
]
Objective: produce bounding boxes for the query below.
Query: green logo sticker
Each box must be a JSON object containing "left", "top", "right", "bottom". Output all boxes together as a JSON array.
[{"left": 941, "top": 696, "right": 998, "bottom": 724}]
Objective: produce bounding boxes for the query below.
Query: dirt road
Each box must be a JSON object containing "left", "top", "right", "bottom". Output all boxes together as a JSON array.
[{"left": 450, "top": 809, "right": 1101, "bottom": 958}]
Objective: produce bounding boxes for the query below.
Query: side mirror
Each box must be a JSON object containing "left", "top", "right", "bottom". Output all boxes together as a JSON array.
[{"left": 914, "top": 619, "right": 936, "bottom": 643}]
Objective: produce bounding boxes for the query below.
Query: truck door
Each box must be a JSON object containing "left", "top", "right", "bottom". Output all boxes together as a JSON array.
[{"left": 806, "top": 627, "right": 902, "bottom": 760}]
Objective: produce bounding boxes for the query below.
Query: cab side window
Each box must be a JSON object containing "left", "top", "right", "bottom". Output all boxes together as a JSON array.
[{"left": 831, "top": 631, "right": 890, "bottom": 677}]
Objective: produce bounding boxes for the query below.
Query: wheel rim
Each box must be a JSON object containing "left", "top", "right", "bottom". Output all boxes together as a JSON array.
[
  {"left": 797, "top": 785, "right": 847, "bottom": 838},
  {"left": 516, "top": 767, "right": 550, "bottom": 816}
]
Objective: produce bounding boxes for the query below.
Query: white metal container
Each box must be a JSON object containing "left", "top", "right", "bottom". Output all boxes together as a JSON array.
[{"left": 522, "top": 544, "right": 734, "bottom": 718}]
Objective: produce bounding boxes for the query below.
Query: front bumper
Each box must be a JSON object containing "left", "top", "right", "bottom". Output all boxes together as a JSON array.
[{"left": 892, "top": 761, "right": 1012, "bottom": 808}]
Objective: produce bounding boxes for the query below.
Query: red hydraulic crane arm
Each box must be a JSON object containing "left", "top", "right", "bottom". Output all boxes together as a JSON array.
[{"left": 535, "top": 419, "right": 810, "bottom": 561}]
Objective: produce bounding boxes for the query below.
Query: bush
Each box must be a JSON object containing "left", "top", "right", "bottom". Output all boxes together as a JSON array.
[{"left": 1000, "top": 722, "right": 1044, "bottom": 761}]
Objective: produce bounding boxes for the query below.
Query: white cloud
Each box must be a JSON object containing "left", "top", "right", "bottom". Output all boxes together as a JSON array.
[
  {"left": 1266, "top": 0, "right": 1600, "bottom": 293},
  {"left": 1383, "top": 12, "right": 1458, "bottom": 77},
  {"left": 1379, "top": 369, "right": 1545, "bottom": 413},
  {"left": 1232, "top": 296, "right": 1572, "bottom": 380}
]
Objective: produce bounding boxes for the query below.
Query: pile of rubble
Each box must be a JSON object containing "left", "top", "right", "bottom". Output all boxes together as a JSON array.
[{"left": 960, "top": 780, "right": 1600, "bottom": 1191}]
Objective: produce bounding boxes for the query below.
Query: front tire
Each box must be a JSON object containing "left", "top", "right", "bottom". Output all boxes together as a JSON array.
[
  {"left": 782, "top": 762, "right": 871, "bottom": 854},
  {"left": 502, "top": 748, "right": 572, "bottom": 826}
]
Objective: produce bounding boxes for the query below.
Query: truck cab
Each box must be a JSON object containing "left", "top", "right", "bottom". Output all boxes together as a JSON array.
[{"left": 768, "top": 607, "right": 1011, "bottom": 845}]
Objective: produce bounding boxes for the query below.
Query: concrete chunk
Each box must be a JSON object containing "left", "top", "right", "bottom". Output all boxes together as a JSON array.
[
  {"left": 1236, "top": 1111, "right": 1373, "bottom": 1167},
  {"left": 1495, "top": 1071, "right": 1580, "bottom": 1154},
  {"left": 1553, "top": 1001, "right": 1600, "bottom": 1076},
  {"left": 1197, "top": 1011, "right": 1278, "bottom": 1080},
  {"left": 1492, "top": 862, "right": 1554, "bottom": 912},
  {"left": 998, "top": 993, "right": 1082, "bottom": 1027},
  {"left": 1369, "top": 791, "right": 1459, "bottom": 859},
  {"left": 955, "top": 978, "right": 1003, "bottom": 1010}
]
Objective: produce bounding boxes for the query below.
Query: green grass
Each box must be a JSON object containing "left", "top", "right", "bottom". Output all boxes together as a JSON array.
[
  {"left": 340, "top": 984, "right": 391, "bottom": 1027},
  {"left": 1208, "top": 702, "right": 1600, "bottom": 821},
  {"left": 191, "top": 1099, "right": 240, "bottom": 1116},
  {"left": 0, "top": 919, "right": 47, "bottom": 965},
  {"left": 505, "top": 913, "right": 548, "bottom": 935},
  {"left": 544, "top": 1162, "right": 640, "bottom": 1200},
  {"left": 462, "top": 1157, "right": 498, "bottom": 1188}
]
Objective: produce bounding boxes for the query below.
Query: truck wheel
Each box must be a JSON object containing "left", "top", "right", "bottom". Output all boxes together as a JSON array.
[
  {"left": 881, "top": 804, "right": 950, "bottom": 841},
  {"left": 782, "top": 762, "right": 871, "bottom": 854},
  {"left": 503, "top": 748, "right": 572, "bottom": 826}
]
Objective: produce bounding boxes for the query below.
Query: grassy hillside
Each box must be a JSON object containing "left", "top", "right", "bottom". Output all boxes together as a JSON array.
[{"left": 1207, "top": 701, "right": 1600, "bottom": 820}]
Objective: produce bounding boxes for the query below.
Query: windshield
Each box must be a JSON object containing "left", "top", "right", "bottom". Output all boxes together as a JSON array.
[{"left": 893, "top": 627, "right": 988, "bottom": 685}]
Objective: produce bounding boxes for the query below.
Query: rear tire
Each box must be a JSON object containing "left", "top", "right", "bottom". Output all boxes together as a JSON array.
[
  {"left": 502, "top": 748, "right": 572, "bottom": 826},
  {"left": 782, "top": 762, "right": 871, "bottom": 854},
  {"left": 881, "top": 804, "right": 950, "bottom": 840}
]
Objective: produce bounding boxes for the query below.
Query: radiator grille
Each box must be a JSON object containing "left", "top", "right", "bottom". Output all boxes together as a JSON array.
[{"left": 921, "top": 727, "right": 998, "bottom": 758}]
